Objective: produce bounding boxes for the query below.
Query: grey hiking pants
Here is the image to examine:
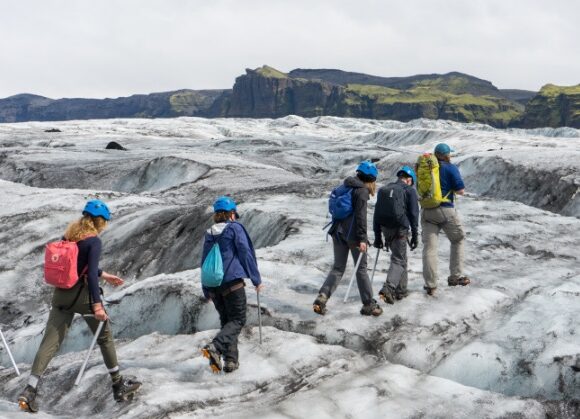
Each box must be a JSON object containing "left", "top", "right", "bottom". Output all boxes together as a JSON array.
[
  {"left": 319, "top": 235, "right": 373, "bottom": 305},
  {"left": 31, "top": 281, "right": 118, "bottom": 377},
  {"left": 421, "top": 206, "right": 465, "bottom": 289},
  {"left": 381, "top": 227, "right": 408, "bottom": 293}
]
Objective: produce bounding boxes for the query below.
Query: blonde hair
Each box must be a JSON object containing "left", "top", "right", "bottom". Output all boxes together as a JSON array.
[
  {"left": 213, "top": 211, "right": 235, "bottom": 224},
  {"left": 365, "top": 181, "right": 377, "bottom": 197},
  {"left": 64, "top": 215, "right": 108, "bottom": 242}
]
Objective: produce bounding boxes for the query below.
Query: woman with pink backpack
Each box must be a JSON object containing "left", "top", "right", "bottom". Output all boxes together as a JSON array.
[{"left": 18, "top": 200, "right": 141, "bottom": 413}]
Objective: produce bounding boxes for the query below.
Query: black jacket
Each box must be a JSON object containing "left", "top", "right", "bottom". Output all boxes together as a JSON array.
[
  {"left": 373, "top": 178, "right": 419, "bottom": 237},
  {"left": 329, "top": 176, "right": 369, "bottom": 244}
]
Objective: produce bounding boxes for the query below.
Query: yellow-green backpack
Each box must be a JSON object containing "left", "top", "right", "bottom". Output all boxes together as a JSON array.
[{"left": 415, "top": 153, "right": 451, "bottom": 209}]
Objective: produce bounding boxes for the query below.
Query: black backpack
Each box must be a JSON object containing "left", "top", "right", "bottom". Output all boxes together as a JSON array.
[{"left": 374, "top": 182, "right": 407, "bottom": 228}]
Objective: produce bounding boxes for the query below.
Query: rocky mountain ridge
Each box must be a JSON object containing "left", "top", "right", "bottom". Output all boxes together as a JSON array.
[{"left": 1, "top": 65, "right": 578, "bottom": 128}]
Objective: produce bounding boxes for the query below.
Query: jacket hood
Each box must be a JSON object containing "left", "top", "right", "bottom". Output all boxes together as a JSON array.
[
  {"left": 344, "top": 176, "right": 365, "bottom": 189},
  {"left": 207, "top": 222, "right": 229, "bottom": 236}
]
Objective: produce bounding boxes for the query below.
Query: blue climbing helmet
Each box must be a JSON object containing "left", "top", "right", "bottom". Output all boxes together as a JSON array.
[
  {"left": 83, "top": 200, "right": 111, "bottom": 221},
  {"left": 356, "top": 160, "right": 378, "bottom": 181},
  {"left": 396, "top": 165, "right": 417, "bottom": 186},
  {"left": 213, "top": 196, "right": 240, "bottom": 219},
  {"left": 434, "top": 143, "right": 455, "bottom": 155}
]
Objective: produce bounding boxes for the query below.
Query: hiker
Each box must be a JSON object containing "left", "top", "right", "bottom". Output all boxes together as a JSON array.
[
  {"left": 373, "top": 166, "right": 419, "bottom": 304},
  {"left": 200, "top": 196, "right": 263, "bottom": 374},
  {"left": 313, "top": 161, "right": 383, "bottom": 317},
  {"left": 18, "top": 200, "right": 141, "bottom": 413},
  {"left": 420, "top": 143, "right": 470, "bottom": 295}
]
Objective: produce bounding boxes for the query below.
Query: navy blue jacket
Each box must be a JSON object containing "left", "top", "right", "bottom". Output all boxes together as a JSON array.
[
  {"left": 76, "top": 236, "right": 102, "bottom": 304},
  {"left": 439, "top": 160, "right": 465, "bottom": 208},
  {"left": 201, "top": 221, "right": 261, "bottom": 298},
  {"left": 328, "top": 176, "right": 369, "bottom": 244}
]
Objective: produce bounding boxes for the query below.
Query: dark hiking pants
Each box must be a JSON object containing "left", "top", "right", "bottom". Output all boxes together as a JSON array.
[
  {"left": 381, "top": 227, "right": 408, "bottom": 293},
  {"left": 31, "top": 281, "right": 118, "bottom": 377},
  {"left": 319, "top": 234, "right": 373, "bottom": 305},
  {"left": 210, "top": 280, "right": 247, "bottom": 363}
]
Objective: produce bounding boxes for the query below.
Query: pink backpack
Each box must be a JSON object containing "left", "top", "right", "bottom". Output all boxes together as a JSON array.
[{"left": 44, "top": 240, "right": 87, "bottom": 288}]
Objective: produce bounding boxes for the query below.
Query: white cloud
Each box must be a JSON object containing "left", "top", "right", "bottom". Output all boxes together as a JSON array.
[{"left": 0, "top": 0, "right": 578, "bottom": 98}]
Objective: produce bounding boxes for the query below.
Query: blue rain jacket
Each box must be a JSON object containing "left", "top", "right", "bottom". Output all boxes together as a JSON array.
[{"left": 201, "top": 221, "right": 262, "bottom": 298}]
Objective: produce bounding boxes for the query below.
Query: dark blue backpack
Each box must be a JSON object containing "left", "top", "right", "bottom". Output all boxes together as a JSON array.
[{"left": 328, "top": 184, "right": 353, "bottom": 221}]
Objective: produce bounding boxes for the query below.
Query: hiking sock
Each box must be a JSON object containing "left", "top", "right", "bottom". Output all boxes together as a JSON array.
[
  {"left": 27, "top": 374, "right": 40, "bottom": 389},
  {"left": 109, "top": 366, "right": 121, "bottom": 383}
]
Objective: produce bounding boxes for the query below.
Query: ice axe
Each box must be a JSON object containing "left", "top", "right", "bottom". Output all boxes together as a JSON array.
[
  {"left": 0, "top": 327, "right": 20, "bottom": 376},
  {"left": 369, "top": 247, "right": 381, "bottom": 287},
  {"left": 74, "top": 320, "right": 105, "bottom": 386},
  {"left": 256, "top": 289, "right": 263, "bottom": 345},
  {"left": 343, "top": 251, "right": 364, "bottom": 302}
]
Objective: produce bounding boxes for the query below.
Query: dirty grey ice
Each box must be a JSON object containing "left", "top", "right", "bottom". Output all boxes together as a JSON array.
[{"left": 0, "top": 116, "right": 579, "bottom": 418}]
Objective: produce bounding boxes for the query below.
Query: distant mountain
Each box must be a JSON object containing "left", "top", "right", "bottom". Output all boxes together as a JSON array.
[
  {"left": 288, "top": 68, "right": 504, "bottom": 97},
  {"left": 499, "top": 89, "right": 537, "bottom": 105},
  {"left": 221, "top": 66, "right": 524, "bottom": 127},
  {"left": 513, "top": 84, "right": 580, "bottom": 128},
  {"left": 0, "top": 89, "right": 226, "bottom": 123},
  {"left": 0, "top": 66, "right": 577, "bottom": 128}
]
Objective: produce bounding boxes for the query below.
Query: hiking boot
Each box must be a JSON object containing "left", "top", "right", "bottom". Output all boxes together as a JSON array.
[
  {"left": 223, "top": 359, "right": 239, "bottom": 373},
  {"left": 18, "top": 385, "right": 39, "bottom": 413},
  {"left": 313, "top": 293, "right": 328, "bottom": 315},
  {"left": 378, "top": 284, "right": 395, "bottom": 305},
  {"left": 448, "top": 276, "right": 471, "bottom": 286},
  {"left": 201, "top": 343, "right": 222, "bottom": 373},
  {"left": 112, "top": 375, "right": 142, "bottom": 402},
  {"left": 395, "top": 289, "right": 409, "bottom": 300},
  {"left": 423, "top": 286, "right": 437, "bottom": 296},
  {"left": 360, "top": 299, "right": 383, "bottom": 316}
]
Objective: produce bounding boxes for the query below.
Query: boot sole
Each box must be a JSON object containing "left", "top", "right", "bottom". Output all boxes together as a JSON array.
[
  {"left": 448, "top": 280, "right": 471, "bottom": 286},
  {"left": 115, "top": 384, "right": 142, "bottom": 403},
  {"left": 378, "top": 293, "right": 395, "bottom": 305},
  {"left": 201, "top": 348, "right": 222, "bottom": 373}
]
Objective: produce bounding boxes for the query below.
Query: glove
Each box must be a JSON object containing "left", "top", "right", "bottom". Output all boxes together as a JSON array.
[
  {"left": 373, "top": 236, "right": 383, "bottom": 249},
  {"left": 409, "top": 233, "right": 418, "bottom": 251}
]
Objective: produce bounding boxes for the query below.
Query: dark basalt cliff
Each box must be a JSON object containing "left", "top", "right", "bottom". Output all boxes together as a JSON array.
[
  {"left": 512, "top": 84, "right": 580, "bottom": 128},
  {"left": 220, "top": 66, "right": 523, "bottom": 127}
]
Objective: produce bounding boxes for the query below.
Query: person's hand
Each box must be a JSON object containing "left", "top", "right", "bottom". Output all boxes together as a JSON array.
[
  {"left": 359, "top": 242, "right": 368, "bottom": 253},
  {"left": 102, "top": 272, "right": 124, "bottom": 287},
  {"left": 410, "top": 233, "right": 419, "bottom": 251},
  {"left": 92, "top": 303, "right": 108, "bottom": 321},
  {"left": 373, "top": 237, "right": 383, "bottom": 249},
  {"left": 255, "top": 283, "right": 265, "bottom": 293}
]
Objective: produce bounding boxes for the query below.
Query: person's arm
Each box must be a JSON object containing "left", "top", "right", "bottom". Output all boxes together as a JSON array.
[
  {"left": 232, "top": 224, "right": 262, "bottom": 287},
  {"left": 87, "top": 238, "right": 102, "bottom": 305},
  {"left": 353, "top": 188, "right": 369, "bottom": 246},
  {"left": 407, "top": 188, "right": 419, "bottom": 235},
  {"left": 451, "top": 165, "right": 465, "bottom": 195},
  {"left": 86, "top": 238, "right": 108, "bottom": 320},
  {"left": 373, "top": 189, "right": 382, "bottom": 238}
]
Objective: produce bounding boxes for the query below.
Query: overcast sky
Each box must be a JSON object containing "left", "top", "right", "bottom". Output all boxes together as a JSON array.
[{"left": 1, "top": 0, "right": 578, "bottom": 99}]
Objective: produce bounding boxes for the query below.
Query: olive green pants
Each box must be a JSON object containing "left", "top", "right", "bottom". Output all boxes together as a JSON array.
[{"left": 31, "top": 282, "right": 118, "bottom": 377}]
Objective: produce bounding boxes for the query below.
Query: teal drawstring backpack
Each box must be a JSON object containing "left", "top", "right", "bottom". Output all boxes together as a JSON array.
[{"left": 201, "top": 241, "right": 224, "bottom": 287}]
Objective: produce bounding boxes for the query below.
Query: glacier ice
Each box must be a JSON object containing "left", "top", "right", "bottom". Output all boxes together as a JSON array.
[{"left": 0, "top": 116, "right": 579, "bottom": 418}]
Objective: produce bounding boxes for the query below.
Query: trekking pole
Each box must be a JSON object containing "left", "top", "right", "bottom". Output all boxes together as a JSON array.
[
  {"left": 0, "top": 327, "right": 20, "bottom": 376},
  {"left": 369, "top": 247, "right": 381, "bottom": 287},
  {"left": 256, "top": 289, "right": 263, "bottom": 345},
  {"left": 343, "top": 252, "right": 364, "bottom": 303},
  {"left": 74, "top": 321, "right": 104, "bottom": 386}
]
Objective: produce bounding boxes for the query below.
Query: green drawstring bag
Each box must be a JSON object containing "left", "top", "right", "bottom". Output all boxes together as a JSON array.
[{"left": 201, "top": 243, "right": 224, "bottom": 287}]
